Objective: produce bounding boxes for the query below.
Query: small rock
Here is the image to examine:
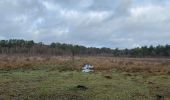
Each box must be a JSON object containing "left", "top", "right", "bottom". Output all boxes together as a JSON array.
[
  {"left": 147, "top": 81, "right": 155, "bottom": 84},
  {"left": 104, "top": 75, "right": 112, "bottom": 79},
  {"left": 156, "top": 95, "right": 164, "bottom": 100},
  {"left": 76, "top": 85, "right": 88, "bottom": 90}
]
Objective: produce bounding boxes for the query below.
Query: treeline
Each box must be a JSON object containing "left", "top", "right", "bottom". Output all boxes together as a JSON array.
[
  {"left": 119, "top": 45, "right": 170, "bottom": 57},
  {"left": 0, "top": 39, "right": 112, "bottom": 56},
  {"left": 0, "top": 39, "right": 170, "bottom": 57}
]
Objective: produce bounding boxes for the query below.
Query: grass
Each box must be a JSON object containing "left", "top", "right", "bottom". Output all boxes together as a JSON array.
[
  {"left": 0, "top": 56, "right": 170, "bottom": 99},
  {"left": 0, "top": 65, "right": 170, "bottom": 99}
]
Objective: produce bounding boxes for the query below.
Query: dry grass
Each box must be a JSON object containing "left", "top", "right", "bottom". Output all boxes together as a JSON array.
[
  {"left": 79, "top": 57, "right": 170, "bottom": 75},
  {"left": 0, "top": 56, "right": 72, "bottom": 70},
  {"left": 0, "top": 56, "right": 170, "bottom": 75}
]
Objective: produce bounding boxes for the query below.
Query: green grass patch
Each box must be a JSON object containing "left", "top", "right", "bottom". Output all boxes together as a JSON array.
[{"left": 0, "top": 65, "right": 169, "bottom": 100}]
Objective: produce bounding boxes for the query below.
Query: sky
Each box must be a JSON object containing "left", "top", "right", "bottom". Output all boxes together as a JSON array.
[{"left": 0, "top": 0, "right": 170, "bottom": 48}]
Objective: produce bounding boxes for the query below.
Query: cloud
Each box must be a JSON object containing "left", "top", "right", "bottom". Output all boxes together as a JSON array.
[{"left": 0, "top": 0, "right": 170, "bottom": 48}]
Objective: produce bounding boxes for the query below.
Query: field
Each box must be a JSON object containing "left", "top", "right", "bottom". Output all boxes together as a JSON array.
[{"left": 0, "top": 56, "right": 170, "bottom": 100}]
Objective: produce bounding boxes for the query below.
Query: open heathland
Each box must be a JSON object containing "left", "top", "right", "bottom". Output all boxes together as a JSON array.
[{"left": 0, "top": 56, "right": 170, "bottom": 100}]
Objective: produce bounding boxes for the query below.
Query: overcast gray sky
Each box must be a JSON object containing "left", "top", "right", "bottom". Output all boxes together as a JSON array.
[{"left": 0, "top": 0, "right": 170, "bottom": 48}]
